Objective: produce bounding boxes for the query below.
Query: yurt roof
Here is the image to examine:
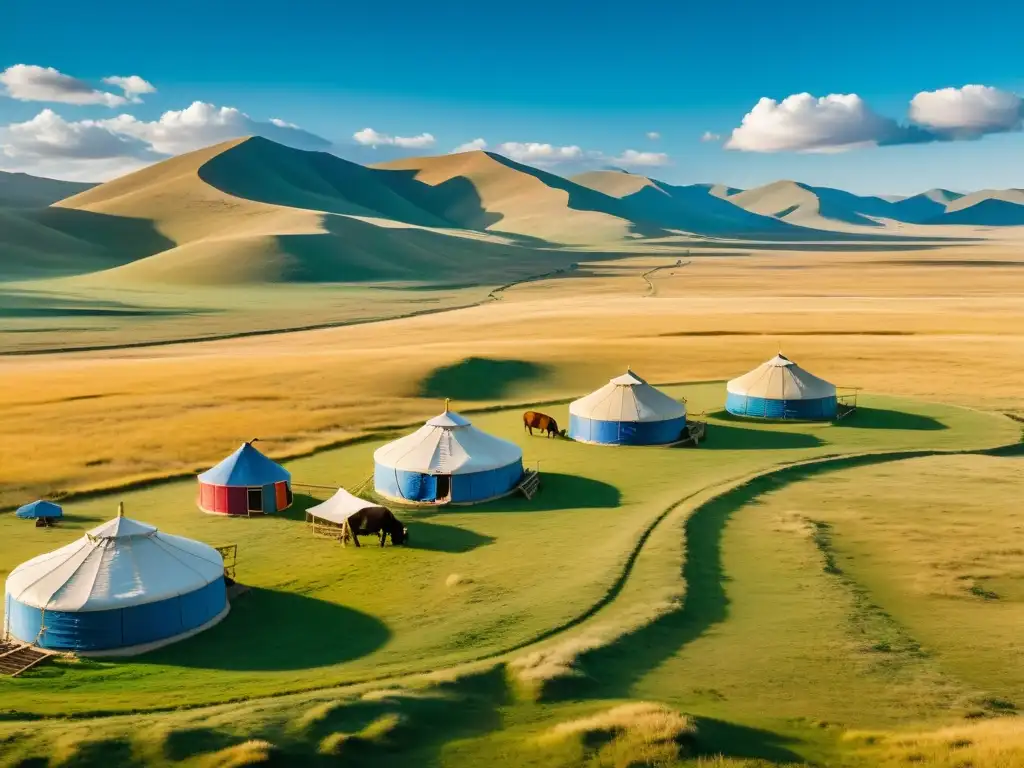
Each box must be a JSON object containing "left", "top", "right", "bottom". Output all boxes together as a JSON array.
[
  {"left": 374, "top": 408, "right": 522, "bottom": 475},
  {"left": 5, "top": 512, "right": 224, "bottom": 612},
  {"left": 307, "top": 489, "right": 387, "bottom": 525},
  {"left": 15, "top": 500, "right": 63, "bottom": 519},
  {"left": 198, "top": 441, "right": 291, "bottom": 486},
  {"left": 726, "top": 354, "right": 836, "bottom": 400},
  {"left": 570, "top": 370, "right": 686, "bottom": 423}
]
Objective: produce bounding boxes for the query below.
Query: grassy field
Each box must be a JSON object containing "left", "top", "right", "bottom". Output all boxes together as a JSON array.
[
  {"left": 5, "top": 386, "right": 1015, "bottom": 718},
  {"left": 2, "top": 242, "right": 1024, "bottom": 766}
]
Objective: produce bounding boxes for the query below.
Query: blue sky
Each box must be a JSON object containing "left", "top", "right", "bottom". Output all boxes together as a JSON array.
[{"left": 2, "top": 0, "right": 1023, "bottom": 194}]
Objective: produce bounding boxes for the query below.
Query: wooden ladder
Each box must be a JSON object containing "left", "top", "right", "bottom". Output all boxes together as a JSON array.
[
  {"left": 0, "top": 642, "right": 53, "bottom": 677},
  {"left": 518, "top": 470, "right": 541, "bottom": 500}
]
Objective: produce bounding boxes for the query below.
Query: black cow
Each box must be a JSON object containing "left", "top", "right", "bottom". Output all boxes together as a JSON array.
[{"left": 343, "top": 506, "right": 408, "bottom": 547}]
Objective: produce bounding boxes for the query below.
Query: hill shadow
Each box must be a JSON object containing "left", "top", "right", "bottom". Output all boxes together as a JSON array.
[
  {"left": 405, "top": 520, "right": 494, "bottom": 553},
  {"left": 691, "top": 718, "right": 805, "bottom": 763},
  {"left": 197, "top": 137, "right": 446, "bottom": 228},
  {"left": 372, "top": 167, "right": 504, "bottom": 231},
  {"left": 483, "top": 152, "right": 668, "bottom": 240},
  {"left": 835, "top": 407, "right": 947, "bottom": 431},
  {"left": 418, "top": 356, "right": 553, "bottom": 400},
  {"left": 140, "top": 588, "right": 389, "bottom": 671},
  {"left": 5, "top": 207, "right": 178, "bottom": 280},
  {"left": 700, "top": 422, "right": 825, "bottom": 450},
  {"left": 0, "top": 290, "right": 198, "bottom": 319}
]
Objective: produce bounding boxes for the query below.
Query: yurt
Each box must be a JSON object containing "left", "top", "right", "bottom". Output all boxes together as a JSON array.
[
  {"left": 726, "top": 354, "right": 837, "bottom": 421},
  {"left": 374, "top": 404, "right": 523, "bottom": 505},
  {"left": 569, "top": 370, "right": 687, "bottom": 445},
  {"left": 197, "top": 439, "right": 292, "bottom": 516},
  {"left": 3, "top": 506, "right": 228, "bottom": 654}
]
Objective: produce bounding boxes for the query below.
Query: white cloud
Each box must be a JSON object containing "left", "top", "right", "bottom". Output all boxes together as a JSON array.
[
  {"left": 0, "top": 102, "right": 329, "bottom": 181},
  {"left": 352, "top": 127, "right": 435, "bottom": 149},
  {"left": 497, "top": 142, "right": 583, "bottom": 165},
  {"left": 103, "top": 101, "right": 330, "bottom": 155},
  {"left": 1, "top": 109, "right": 151, "bottom": 159},
  {"left": 102, "top": 75, "right": 156, "bottom": 103},
  {"left": 612, "top": 149, "right": 670, "bottom": 167},
  {"left": 910, "top": 84, "right": 1023, "bottom": 137},
  {"left": 725, "top": 93, "right": 907, "bottom": 153},
  {"left": 646, "top": 131, "right": 660, "bottom": 140},
  {"left": 701, "top": 131, "right": 721, "bottom": 142},
  {"left": 0, "top": 65, "right": 155, "bottom": 107},
  {"left": 452, "top": 138, "right": 487, "bottom": 153}
]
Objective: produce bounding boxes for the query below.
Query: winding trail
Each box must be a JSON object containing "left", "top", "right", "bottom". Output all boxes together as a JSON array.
[{"left": 642, "top": 259, "right": 690, "bottom": 296}]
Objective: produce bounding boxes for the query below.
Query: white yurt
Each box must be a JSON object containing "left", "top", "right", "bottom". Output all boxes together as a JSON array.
[
  {"left": 3, "top": 506, "right": 228, "bottom": 654},
  {"left": 373, "top": 404, "right": 523, "bottom": 504},
  {"left": 726, "top": 354, "right": 837, "bottom": 421},
  {"left": 569, "top": 370, "right": 687, "bottom": 445}
]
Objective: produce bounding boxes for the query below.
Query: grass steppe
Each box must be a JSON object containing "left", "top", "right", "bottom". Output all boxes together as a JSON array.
[
  {"left": 3, "top": 243, "right": 1024, "bottom": 510},
  {"left": 1, "top": 241, "right": 1024, "bottom": 766}
]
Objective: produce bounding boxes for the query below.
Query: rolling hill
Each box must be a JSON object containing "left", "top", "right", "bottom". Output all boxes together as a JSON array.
[
  {"left": 5, "top": 135, "right": 1024, "bottom": 287},
  {"left": 725, "top": 181, "right": 979, "bottom": 231},
  {"left": 727, "top": 181, "right": 901, "bottom": 230},
  {"left": 46, "top": 137, "right": 588, "bottom": 285},
  {"left": 373, "top": 150, "right": 664, "bottom": 244},
  {"left": 0, "top": 170, "right": 93, "bottom": 208},
  {"left": 924, "top": 188, "right": 1024, "bottom": 226},
  {"left": 570, "top": 170, "right": 804, "bottom": 237}
]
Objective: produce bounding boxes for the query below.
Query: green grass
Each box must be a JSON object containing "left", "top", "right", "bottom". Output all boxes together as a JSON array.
[
  {"left": 0, "top": 384, "right": 1015, "bottom": 722},
  {"left": 0, "top": 281, "right": 493, "bottom": 354}
]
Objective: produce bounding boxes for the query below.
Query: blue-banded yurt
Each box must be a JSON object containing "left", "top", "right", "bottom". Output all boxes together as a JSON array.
[
  {"left": 374, "top": 406, "right": 523, "bottom": 505},
  {"left": 3, "top": 507, "right": 227, "bottom": 654},
  {"left": 197, "top": 440, "right": 292, "bottom": 516},
  {"left": 726, "top": 354, "right": 837, "bottom": 421},
  {"left": 569, "top": 370, "right": 687, "bottom": 445}
]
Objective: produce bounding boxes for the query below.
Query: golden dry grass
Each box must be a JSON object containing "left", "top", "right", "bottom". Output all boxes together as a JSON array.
[
  {"left": 2, "top": 243, "right": 1023, "bottom": 509},
  {"left": 750, "top": 453, "right": 1024, "bottom": 699},
  {"left": 538, "top": 702, "right": 696, "bottom": 767},
  {"left": 847, "top": 718, "right": 1024, "bottom": 767}
]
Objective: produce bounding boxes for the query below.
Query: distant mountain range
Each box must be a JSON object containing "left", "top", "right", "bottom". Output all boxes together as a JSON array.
[{"left": 2, "top": 137, "right": 1023, "bottom": 285}]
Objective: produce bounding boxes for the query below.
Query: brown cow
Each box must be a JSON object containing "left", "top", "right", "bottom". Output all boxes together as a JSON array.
[
  {"left": 342, "top": 507, "right": 408, "bottom": 547},
  {"left": 523, "top": 411, "right": 565, "bottom": 438}
]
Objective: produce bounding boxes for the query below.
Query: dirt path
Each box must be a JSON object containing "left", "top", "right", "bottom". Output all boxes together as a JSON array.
[{"left": 642, "top": 258, "right": 691, "bottom": 296}]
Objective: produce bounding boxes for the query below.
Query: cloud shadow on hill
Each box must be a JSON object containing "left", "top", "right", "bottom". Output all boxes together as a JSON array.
[{"left": 418, "top": 356, "right": 553, "bottom": 401}]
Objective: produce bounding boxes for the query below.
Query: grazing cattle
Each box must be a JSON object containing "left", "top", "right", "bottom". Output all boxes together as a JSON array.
[
  {"left": 523, "top": 410, "right": 565, "bottom": 438},
  {"left": 342, "top": 507, "right": 408, "bottom": 547}
]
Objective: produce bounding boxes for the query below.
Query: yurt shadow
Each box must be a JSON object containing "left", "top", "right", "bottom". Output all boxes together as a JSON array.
[
  {"left": 832, "top": 406, "right": 947, "bottom": 431},
  {"left": 701, "top": 418, "right": 826, "bottom": 450},
  {"left": 499, "top": 472, "right": 621, "bottom": 513},
  {"left": 138, "top": 588, "right": 390, "bottom": 671},
  {"left": 404, "top": 520, "right": 495, "bottom": 553},
  {"left": 278, "top": 493, "right": 324, "bottom": 522}
]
